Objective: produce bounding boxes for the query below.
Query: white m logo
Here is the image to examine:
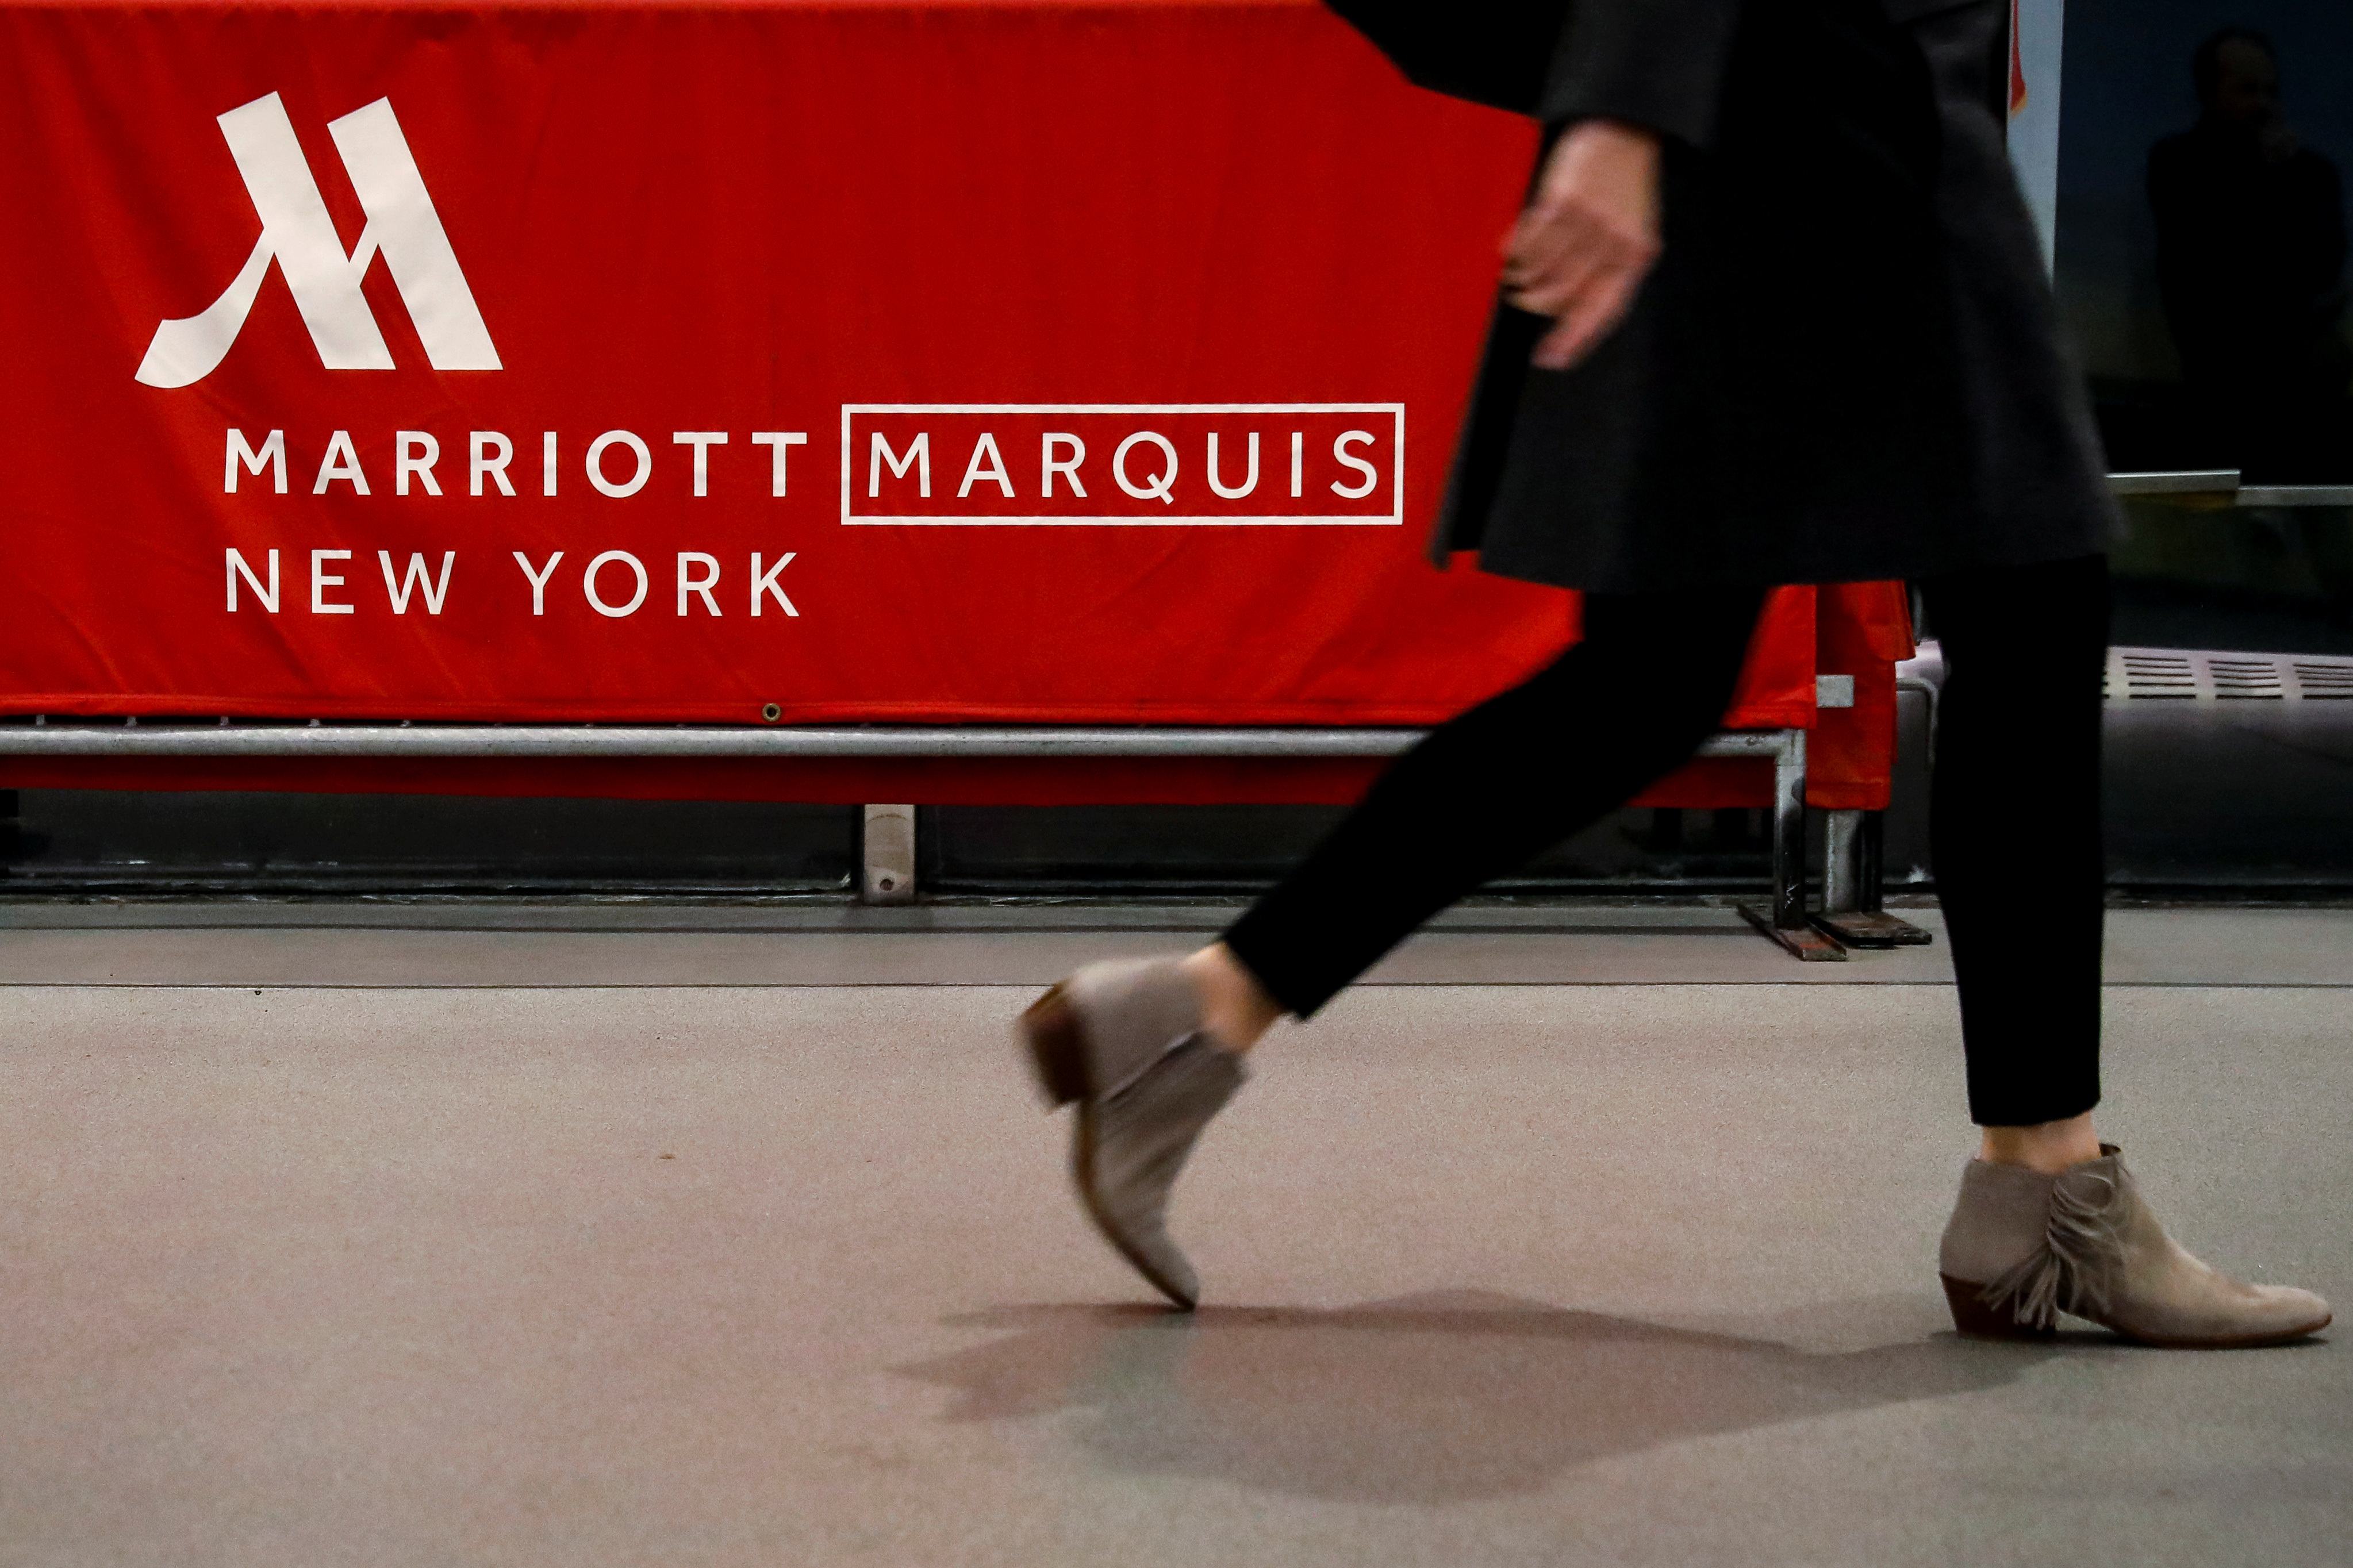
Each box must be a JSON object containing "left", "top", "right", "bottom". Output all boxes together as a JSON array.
[{"left": 137, "top": 92, "right": 500, "bottom": 389}]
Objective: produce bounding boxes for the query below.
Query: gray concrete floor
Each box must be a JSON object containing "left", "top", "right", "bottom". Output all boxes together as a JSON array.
[{"left": 0, "top": 903, "right": 2346, "bottom": 1565}]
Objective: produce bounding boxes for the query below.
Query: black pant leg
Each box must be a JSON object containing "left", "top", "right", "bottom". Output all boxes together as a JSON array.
[
  {"left": 1920, "top": 554, "right": 2109, "bottom": 1125},
  {"left": 1225, "top": 587, "right": 1767, "bottom": 1017}
]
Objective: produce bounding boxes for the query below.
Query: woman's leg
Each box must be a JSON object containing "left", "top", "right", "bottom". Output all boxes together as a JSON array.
[
  {"left": 1203, "top": 584, "right": 1769, "bottom": 1043},
  {"left": 1020, "top": 582, "right": 1766, "bottom": 1306},
  {"left": 1917, "top": 553, "right": 2108, "bottom": 1161},
  {"left": 1929, "top": 554, "right": 2331, "bottom": 1343}
]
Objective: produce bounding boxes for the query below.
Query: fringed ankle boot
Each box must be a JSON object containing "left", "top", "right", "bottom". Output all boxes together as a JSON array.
[{"left": 1938, "top": 1146, "right": 2331, "bottom": 1348}]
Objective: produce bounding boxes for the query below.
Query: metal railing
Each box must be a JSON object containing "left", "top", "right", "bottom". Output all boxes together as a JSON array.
[
  {"left": 0, "top": 720, "right": 1817, "bottom": 948},
  {"left": 2109, "top": 469, "right": 2353, "bottom": 507}
]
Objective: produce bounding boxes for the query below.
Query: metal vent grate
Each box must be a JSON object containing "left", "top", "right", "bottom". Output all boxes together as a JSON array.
[
  {"left": 2292, "top": 660, "right": 2353, "bottom": 699},
  {"left": 2107, "top": 650, "right": 2198, "bottom": 698},
  {"left": 2106, "top": 647, "right": 2353, "bottom": 701},
  {"left": 2208, "top": 657, "right": 2287, "bottom": 699}
]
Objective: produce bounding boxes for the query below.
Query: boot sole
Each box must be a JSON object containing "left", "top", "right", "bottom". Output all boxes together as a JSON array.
[
  {"left": 2111, "top": 1311, "right": 2331, "bottom": 1350},
  {"left": 1942, "top": 1273, "right": 2332, "bottom": 1348},
  {"left": 1019, "top": 986, "right": 1199, "bottom": 1311}
]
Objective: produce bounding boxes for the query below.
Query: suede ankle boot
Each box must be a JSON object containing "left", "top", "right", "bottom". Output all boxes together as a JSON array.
[
  {"left": 1020, "top": 959, "right": 1244, "bottom": 1310},
  {"left": 1938, "top": 1146, "right": 2331, "bottom": 1347}
]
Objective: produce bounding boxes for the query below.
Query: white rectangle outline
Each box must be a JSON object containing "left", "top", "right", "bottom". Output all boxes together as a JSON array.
[{"left": 838, "top": 403, "right": 1404, "bottom": 526}]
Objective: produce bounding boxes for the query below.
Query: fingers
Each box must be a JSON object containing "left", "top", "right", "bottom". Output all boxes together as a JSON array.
[
  {"left": 1506, "top": 209, "right": 1654, "bottom": 369},
  {"left": 1530, "top": 262, "right": 1644, "bottom": 370},
  {"left": 1503, "top": 118, "right": 1663, "bottom": 370},
  {"left": 1502, "top": 175, "right": 1657, "bottom": 305},
  {"left": 1504, "top": 215, "right": 1638, "bottom": 320},
  {"left": 1496, "top": 197, "right": 1647, "bottom": 308}
]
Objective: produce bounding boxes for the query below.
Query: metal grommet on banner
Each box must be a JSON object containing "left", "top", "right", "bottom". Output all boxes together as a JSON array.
[{"left": 760, "top": 703, "right": 781, "bottom": 723}]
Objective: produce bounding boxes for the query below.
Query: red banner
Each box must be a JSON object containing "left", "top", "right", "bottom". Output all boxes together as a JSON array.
[
  {"left": 0, "top": 0, "right": 1922, "bottom": 817},
  {"left": 0, "top": 0, "right": 1835, "bottom": 736}
]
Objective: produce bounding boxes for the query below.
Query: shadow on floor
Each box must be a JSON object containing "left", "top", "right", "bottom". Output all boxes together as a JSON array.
[{"left": 900, "top": 1290, "right": 2059, "bottom": 1503}]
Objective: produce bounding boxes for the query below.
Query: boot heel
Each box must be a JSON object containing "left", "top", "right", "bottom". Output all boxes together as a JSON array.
[
  {"left": 1020, "top": 986, "right": 1089, "bottom": 1107},
  {"left": 1941, "top": 1273, "right": 2055, "bottom": 1340}
]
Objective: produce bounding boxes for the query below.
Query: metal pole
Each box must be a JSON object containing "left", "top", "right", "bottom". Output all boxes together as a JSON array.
[
  {"left": 0, "top": 721, "right": 1812, "bottom": 763},
  {"left": 1738, "top": 730, "right": 1844, "bottom": 959},
  {"left": 1772, "top": 729, "right": 1807, "bottom": 929},
  {"left": 1810, "top": 806, "right": 1933, "bottom": 948},
  {"left": 1821, "top": 807, "right": 1863, "bottom": 915}
]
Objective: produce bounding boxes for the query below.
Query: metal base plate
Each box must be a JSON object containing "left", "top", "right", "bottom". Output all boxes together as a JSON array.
[
  {"left": 1810, "top": 910, "right": 1933, "bottom": 948},
  {"left": 1737, "top": 903, "right": 1848, "bottom": 961}
]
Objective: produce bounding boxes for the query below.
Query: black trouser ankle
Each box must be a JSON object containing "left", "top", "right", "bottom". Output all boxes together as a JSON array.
[{"left": 1919, "top": 554, "right": 2108, "bottom": 1124}]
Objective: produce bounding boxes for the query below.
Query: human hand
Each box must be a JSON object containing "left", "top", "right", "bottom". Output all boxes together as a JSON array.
[{"left": 1501, "top": 120, "right": 1663, "bottom": 371}]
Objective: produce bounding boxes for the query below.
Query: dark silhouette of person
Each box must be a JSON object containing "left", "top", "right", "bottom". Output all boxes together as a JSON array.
[{"left": 2149, "top": 26, "right": 2352, "bottom": 482}]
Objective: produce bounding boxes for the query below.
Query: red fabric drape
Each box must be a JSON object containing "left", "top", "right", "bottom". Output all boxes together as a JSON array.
[{"left": 1, "top": 1, "right": 1905, "bottom": 808}]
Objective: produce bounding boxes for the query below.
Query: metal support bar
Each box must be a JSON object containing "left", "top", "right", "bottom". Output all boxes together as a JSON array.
[
  {"left": 2235, "top": 485, "right": 2353, "bottom": 508},
  {"left": 1809, "top": 807, "right": 1933, "bottom": 948},
  {"left": 0, "top": 721, "right": 1801, "bottom": 764},
  {"left": 0, "top": 720, "right": 1820, "bottom": 954},
  {"left": 1859, "top": 810, "right": 1884, "bottom": 913},
  {"left": 2108, "top": 470, "right": 2240, "bottom": 496},
  {"left": 861, "top": 804, "right": 916, "bottom": 905},
  {"left": 1771, "top": 728, "right": 1807, "bottom": 929},
  {"left": 1734, "top": 729, "right": 1843, "bottom": 960},
  {"left": 2103, "top": 471, "right": 2352, "bottom": 507},
  {"left": 1821, "top": 807, "right": 1864, "bottom": 914}
]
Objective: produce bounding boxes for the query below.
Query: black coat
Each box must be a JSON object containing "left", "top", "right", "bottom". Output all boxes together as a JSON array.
[{"left": 1329, "top": 0, "right": 2117, "bottom": 592}]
